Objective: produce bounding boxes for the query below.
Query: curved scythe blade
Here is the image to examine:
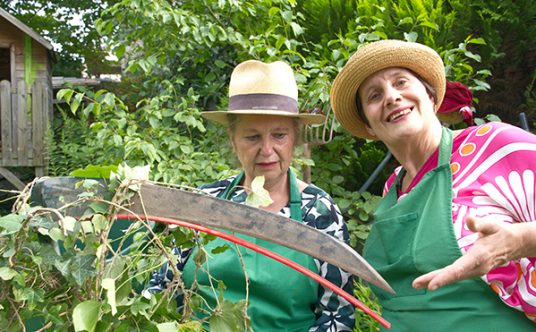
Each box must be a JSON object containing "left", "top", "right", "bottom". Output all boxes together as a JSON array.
[{"left": 130, "top": 182, "right": 394, "bottom": 294}]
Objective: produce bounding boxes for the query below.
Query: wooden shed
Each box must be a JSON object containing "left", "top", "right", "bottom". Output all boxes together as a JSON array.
[{"left": 0, "top": 7, "right": 53, "bottom": 190}]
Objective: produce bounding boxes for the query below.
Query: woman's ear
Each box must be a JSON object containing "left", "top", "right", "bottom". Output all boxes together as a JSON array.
[
  {"left": 227, "top": 128, "right": 237, "bottom": 151},
  {"left": 428, "top": 92, "right": 437, "bottom": 112}
]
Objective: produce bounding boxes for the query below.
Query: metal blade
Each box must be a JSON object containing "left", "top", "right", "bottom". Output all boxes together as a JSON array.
[{"left": 31, "top": 177, "right": 394, "bottom": 293}]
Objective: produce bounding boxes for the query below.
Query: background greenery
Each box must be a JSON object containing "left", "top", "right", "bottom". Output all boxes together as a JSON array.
[{"left": 1, "top": 0, "right": 536, "bottom": 331}]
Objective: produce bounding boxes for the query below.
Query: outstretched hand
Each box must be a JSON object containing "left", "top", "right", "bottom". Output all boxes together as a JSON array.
[{"left": 413, "top": 215, "right": 535, "bottom": 291}]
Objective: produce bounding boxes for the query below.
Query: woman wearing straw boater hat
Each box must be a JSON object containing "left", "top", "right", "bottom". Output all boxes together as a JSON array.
[
  {"left": 330, "top": 39, "right": 536, "bottom": 331},
  {"left": 148, "top": 60, "right": 356, "bottom": 331}
]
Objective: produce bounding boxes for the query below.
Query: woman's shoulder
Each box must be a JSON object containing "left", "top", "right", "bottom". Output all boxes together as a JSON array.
[
  {"left": 460, "top": 121, "right": 536, "bottom": 145},
  {"left": 302, "top": 182, "right": 333, "bottom": 201},
  {"left": 198, "top": 175, "right": 237, "bottom": 196}
]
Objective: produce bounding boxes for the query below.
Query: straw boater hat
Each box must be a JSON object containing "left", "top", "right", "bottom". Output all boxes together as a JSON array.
[
  {"left": 201, "top": 60, "right": 325, "bottom": 125},
  {"left": 330, "top": 39, "right": 446, "bottom": 139}
]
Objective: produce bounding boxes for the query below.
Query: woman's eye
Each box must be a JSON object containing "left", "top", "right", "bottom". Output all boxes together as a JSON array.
[
  {"left": 245, "top": 135, "right": 259, "bottom": 141},
  {"left": 395, "top": 78, "right": 407, "bottom": 87},
  {"left": 369, "top": 92, "right": 380, "bottom": 101},
  {"left": 273, "top": 133, "right": 287, "bottom": 140}
]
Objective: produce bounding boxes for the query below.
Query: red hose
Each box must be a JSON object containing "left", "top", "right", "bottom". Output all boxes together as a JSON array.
[{"left": 116, "top": 213, "right": 391, "bottom": 329}]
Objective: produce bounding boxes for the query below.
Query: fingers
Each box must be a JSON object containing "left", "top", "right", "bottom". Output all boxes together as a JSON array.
[
  {"left": 412, "top": 270, "right": 442, "bottom": 290},
  {"left": 466, "top": 215, "right": 502, "bottom": 235},
  {"left": 413, "top": 252, "right": 486, "bottom": 291}
]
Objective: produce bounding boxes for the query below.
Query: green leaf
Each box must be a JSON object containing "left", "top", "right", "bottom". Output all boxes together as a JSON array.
[
  {"left": 290, "top": 22, "right": 303, "bottom": 36},
  {"left": 245, "top": 176, "right": 273, "bottom": 208},
  {"left": 102, "top": 278, "right": 117, "bottom": 315},
  {"left": 0, "top": 213, "right": 24, "bottom": 235},
  {"left": 63, "top": 216, "right": 78, "bottom": 233},
  {"left": 157, "top": 322, "right": 179, "bottom": 332},
  {"left": 209, "top": 300, "right": 249, "bottom": 332},
  {"left": 130, "top": 298, "right": 151, "bottom": 317},
  {"left": 73, "top": 300, "right": 100, "bottom": 332},
  {"left": 57, "top": 89, "right": 74, "bottom": 103},
  {"left": 211, "top": 244, "right": 230, "bottom": 254},
  {"left": 0, "top": 267, "right": 18, "bottom": 280},
  {"left": 49, "top": 227, "right": 65, "bottom": 241},
  {"left": 71, "top": 255, "right": 96, "bottom": 285},
  {"left": 70, "top": 164, "right": 118, "bottom": 178}
]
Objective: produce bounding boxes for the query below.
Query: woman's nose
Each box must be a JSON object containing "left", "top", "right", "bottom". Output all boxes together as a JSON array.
[
  {"left": 385, "top": 85, "right": 401, "bottom": 105},
  {"left": 260, "top": 139, "right": 274, "bottom": 155}
]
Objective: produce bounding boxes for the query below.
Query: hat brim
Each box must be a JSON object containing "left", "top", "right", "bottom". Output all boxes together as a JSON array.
[
  {"left": 201, "top": 110, "right": 326, "bottom": 126},
  {"left": 330, "top": 40, "right": 446, "bottom": 140}
]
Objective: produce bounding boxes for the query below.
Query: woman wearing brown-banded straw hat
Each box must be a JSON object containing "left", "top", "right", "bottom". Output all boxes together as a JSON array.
[
  {"left": 330, "top": 39, "right": 536, "bottom": 331},
  {"left": 148, "top": 60, "right": 356, "bottom": 331}
]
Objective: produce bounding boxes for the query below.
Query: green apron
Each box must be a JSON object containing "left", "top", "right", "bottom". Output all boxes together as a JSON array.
[
  {"left": 363, "top": 127, "right": 534, "bottom": 331},
  {"left": 182, "top": 169, "right": 318, "bottom": 331}
]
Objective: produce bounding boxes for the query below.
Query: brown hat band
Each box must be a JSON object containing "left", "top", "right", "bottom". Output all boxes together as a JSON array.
[{"left": 229, "top": 93, "right": 298, "bottom": 113}]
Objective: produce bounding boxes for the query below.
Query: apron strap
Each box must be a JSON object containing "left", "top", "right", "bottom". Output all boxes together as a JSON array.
[
  {"left": 219, "top": 169, "right": 303, "bottom": 221},
  {"left": 438, "top": 126, "right": 453, "bottom": 166},
  {"left": 288, "top": 168, "right": 303, "bottom": 221},
  {"left": 219, "top": 172, "right": 244, "bottom": 200}
]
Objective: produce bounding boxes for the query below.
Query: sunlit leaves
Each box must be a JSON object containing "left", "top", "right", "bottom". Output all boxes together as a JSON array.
[
  {"left": 0, "top": 213, "right": 24, "bottom": 235},
  {"left": 73, "top": 300, "right": 100, "bottom": 332},
  {"left": 245, "top": 176, "right": 274, "bottom": 208}
]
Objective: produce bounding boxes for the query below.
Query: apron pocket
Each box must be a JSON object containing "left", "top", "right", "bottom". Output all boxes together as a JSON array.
[{"left": 365, "top": 212, "right": 426, "bottom": 297}]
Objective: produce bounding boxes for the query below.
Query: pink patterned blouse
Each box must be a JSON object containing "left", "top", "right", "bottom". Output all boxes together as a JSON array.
[{"left": 384, "top": 122, "right": 536, "bottom": 322}]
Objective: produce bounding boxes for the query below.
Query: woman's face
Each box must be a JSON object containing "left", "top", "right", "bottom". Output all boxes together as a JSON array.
[
  {"left": 358, "top": 67, "right": 436, "bottom": 143},
  {"left": 229, "top": 115, "right": 297, "bottom": 187}
]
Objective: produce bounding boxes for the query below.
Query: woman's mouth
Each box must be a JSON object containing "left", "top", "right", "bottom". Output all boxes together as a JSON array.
[
  {"left": 256, "top": 162, "right": 278, "bottom": 169},
  {"left": 387, "top": 107, "right": 413, "bottom": 122}
]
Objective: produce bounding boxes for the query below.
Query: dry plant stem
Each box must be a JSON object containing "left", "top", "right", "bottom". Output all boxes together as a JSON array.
[
  {"left": 8, "top": 298, "right": 26, "bottom": 332},
  {"left": 11, "top": 177, "right": 38, "bottom": 212},
  {"left": 233, "top": 243, "right": 251, "bottom": 331},
  {"left": 35, "top": 321, "right": 53, "bottom": 332},
  {"left": 87, "top": 187, "right": 185, "bottom": 307}
]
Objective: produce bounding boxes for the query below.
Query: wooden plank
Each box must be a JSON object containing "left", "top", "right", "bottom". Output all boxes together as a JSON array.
[
  {"left": 16, "top": 79, "right": 27, "bottom": 165},
  {"left": 0, "top": 80, "right": 12, "bottom": 163},
  {"left": 0, "top": 166, "right": 25, "bottom": 190},
  {"left": 10, "top": 81, "right": 17, "bottom": 158},
  {"left": 32, "top": 82, "right": 43, "bottom": 165},
  {"left": 10, "top": 43, "right": 15, "bottom": 86}
]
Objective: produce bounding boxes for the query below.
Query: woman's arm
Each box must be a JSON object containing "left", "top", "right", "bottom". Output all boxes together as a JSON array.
[{"left": 305, "top": 192, "right": 355, "bottom": 332}]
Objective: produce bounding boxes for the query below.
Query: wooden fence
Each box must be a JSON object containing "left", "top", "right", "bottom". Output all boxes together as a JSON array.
[{"left": 0, "top": 79, "right": 50, "bottom": 188}]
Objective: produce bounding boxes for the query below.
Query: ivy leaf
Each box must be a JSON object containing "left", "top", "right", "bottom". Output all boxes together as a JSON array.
[
  {"left": 13, "top": 287, "right": 44, "bottom": 310},
  {"left": 0, "top": 267, "right": 18, "bottom": 280},
  {"left": 102, "top": 278, "right": 117, "bottom": 316},
  {"left": 209, "top": 299, "right": 249, "bottom": 332},
  {"left": 73, "top": 300, "right": 100, "bottom": 332},
  {"left": 71, "top": 255, "right": 96, "bottom": 285},
  {"left": 130, "top": 298, "right": 151, "bottom": 318},
  {"left": 245, "top": 176, "right": 273, "bottom": 208},
  {"left": 0, "top": 213, "right": 24, "bottom": 235},
  {"left": 54, "top": 258, "right": 71, "bottom": 277}
]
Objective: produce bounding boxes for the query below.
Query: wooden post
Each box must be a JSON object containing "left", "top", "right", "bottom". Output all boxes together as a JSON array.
[
  {"left": 16, "top": 80, "right": 28, "bottom": 165},
  {"left": 1, "top": 80, "right": 12, "bottom": 164}
]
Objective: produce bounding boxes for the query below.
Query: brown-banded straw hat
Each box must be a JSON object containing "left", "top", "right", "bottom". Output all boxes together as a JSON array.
[
  {"left": 330, "top": 39, "right": 446, "bottom": 139},
  {"left": 201, "top": 60, "right": 325, "bottom": 125}
]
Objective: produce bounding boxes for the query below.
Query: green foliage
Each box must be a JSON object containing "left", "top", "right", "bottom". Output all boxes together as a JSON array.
[
  {"left": 352, "top": 281, "right": 383, "bottom": 332},
  {"left": 0, "top": 168, "right": 254, "bottom": 331},
  {"left": 36, "top": 0, "right": 536, "bottom": 330},
  {"left": 48, "top": 107, "right": 107, "bottom": 176}
]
